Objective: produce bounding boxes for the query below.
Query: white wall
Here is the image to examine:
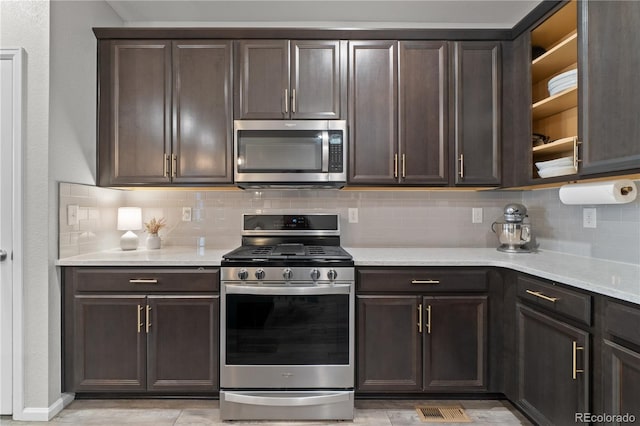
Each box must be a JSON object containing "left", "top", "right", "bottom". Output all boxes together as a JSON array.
[
  {"left": 0, "top": 0, "right": 52, "bottom": 415},
  {"left": 1, "top": 0, "right": 122, "bottom": 419}
]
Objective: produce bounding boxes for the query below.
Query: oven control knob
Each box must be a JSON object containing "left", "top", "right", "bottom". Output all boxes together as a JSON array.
[
  {"left": 255, "top": 268, "right": 266, "bottom": 280},
  {"left": 237, "top": 269, "right": 249, "bottom": 280},
  {"left": 327, "top": 269, "right": 338, "bottom": 281},
  {"left": 310, "top": 268, "right": 321, "bottom": 281},
  {"left": 282, "top": 268, "right": 293, "bottom": 280}
]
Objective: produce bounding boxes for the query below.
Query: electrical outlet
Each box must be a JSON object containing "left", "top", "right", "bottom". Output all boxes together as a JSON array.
[
  {"left": 472, "top": 207, "right": 483, "bottom": 224},
  {"left": 348, "top": 208, "right": 359, "bottom": 223},
  {"left": 182, "top": 207, "right": 192, "bottom": 222},
  {"left": 583, "top": 207, "right": 597, "bottom": 228},
  {"left": 67, "top": 205, "right": 79, "bottom": 226}
]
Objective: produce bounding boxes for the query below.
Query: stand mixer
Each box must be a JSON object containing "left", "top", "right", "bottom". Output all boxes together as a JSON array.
[{"left": 491, "top": 203, "right": 532, "bottom": 253}]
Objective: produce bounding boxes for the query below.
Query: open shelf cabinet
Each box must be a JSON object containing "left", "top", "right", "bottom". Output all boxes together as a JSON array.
[{"left": 530, "top": 0, "right": 578, "bottom": 180}]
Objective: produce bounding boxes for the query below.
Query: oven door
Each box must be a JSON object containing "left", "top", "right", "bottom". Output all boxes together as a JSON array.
[{"left": 220, "top": 283, "right": 354, "bottom": 389}]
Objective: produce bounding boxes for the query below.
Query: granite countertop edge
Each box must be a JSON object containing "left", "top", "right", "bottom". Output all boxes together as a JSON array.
[{"left": 56, "top": 246, "right": 640, "bottom": 305}]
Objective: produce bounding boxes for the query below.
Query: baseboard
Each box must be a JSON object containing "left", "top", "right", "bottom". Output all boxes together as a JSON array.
[{"left": 15, "top": 392, "right": 75, "bottom": 422}]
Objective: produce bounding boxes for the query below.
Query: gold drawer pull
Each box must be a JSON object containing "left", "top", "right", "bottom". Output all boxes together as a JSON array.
[
  {"left": 417, "top": 303, "right": 423, "bottom": 333},
  {"left": 412, "top": 280, "right": 440, "bottom": 285},
  {"left": 525, "top": 289, "right": 558, "bottom": 303},
  {"left": 426, "top": 305, "right": 432, "bottom": 334},
  {"left": 572, "top": 341, "right": 584, "bottom": 379},
  {"left": 130, "top": 279, "right": 158, "bottom": 284}
]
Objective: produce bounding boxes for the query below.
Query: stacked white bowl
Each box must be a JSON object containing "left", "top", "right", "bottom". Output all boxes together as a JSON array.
[
  {"left": 535, "top": 156, "right": 576, "bottom": 178},
  {"left": 548, "top": 69, "right": 577, "bottom": 96}
]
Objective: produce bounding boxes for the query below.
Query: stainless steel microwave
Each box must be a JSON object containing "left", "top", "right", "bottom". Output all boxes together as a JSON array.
[{"left": 234, "top": 120, "right": 347, "bottom": 189}]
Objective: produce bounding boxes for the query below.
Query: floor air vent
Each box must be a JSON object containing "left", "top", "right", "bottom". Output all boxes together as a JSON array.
[{"left": 415, "top": 405, "right": 472, "bottom": 423}]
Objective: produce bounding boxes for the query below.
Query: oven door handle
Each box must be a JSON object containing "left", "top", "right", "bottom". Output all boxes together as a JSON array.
[
  {"left": 224, "top": 391, "right": 351, "bottom": 407},
  {"left": 224, "top": 284, "right": 351, "bottom": 295}
]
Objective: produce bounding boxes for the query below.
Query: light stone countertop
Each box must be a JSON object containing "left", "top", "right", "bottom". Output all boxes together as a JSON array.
[{"left": 56, "top": 246, "right": 640, "bottom": 305}]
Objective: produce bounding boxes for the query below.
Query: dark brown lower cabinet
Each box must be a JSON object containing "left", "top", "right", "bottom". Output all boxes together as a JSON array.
[
  {"left": 516, "top": 304, "right": 589, "bottom": 426},
  {"left": 64, "top": 267, "right": 219, "bottom": 394},
  {"left": 357, "top": 294, "right": 487, "bottom": 393},
  {"left": 602, "top": 340, "right": 640, "bottom": 420}
]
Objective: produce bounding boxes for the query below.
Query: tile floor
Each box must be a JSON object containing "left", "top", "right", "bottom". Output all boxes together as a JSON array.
[{"left": 0, "top": 399, "right": 533, "bottom": 425}]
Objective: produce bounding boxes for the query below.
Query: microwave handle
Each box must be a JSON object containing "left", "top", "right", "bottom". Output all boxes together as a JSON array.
[{"left": 322, "top": 131, "right": 329, "bottom": 172}]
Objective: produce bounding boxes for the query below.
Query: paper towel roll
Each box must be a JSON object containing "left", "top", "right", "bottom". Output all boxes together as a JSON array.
[{"left": 559, "top": 180, "right": 637, "bottom": 205}]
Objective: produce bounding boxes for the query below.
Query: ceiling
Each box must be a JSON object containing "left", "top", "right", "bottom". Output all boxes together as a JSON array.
[{"left": 105, "top": 0, "right": 543, "bottom": 29}]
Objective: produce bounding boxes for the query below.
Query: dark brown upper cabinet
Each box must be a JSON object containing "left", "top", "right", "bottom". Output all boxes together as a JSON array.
[
  {"left": 505, "top": 1, "right": 640, "bottom": 187},
  {"left": 348, "top": 40, "right": 449, "bottom": 185},
  {"left": 97, "top": 40, "right": 233, "bottom": 186},
  {"left": 578, "top": 0, "right": 640, "bottom": 176},
  {"left": 453, "top": 41, "right": 502, "bottom": 186},
  {"left": 234, "top": 40, "right": 345, "bottom": 120}
]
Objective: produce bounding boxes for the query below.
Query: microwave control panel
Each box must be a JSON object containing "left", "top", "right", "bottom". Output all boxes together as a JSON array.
[{"left": 328, "top": 132, "right": 344, "bottom": 172}]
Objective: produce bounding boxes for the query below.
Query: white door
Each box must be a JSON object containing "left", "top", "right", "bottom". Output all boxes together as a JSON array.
[{"left": 0, "top": 48, "right": 23, "bottom": 416}]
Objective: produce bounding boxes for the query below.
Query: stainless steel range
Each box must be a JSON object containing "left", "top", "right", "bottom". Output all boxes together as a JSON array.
[{"left": 219, "top": 214, "right": 354, "bottom": 421}]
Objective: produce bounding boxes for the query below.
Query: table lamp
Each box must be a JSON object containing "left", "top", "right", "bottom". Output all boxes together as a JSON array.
[{"left": 117, "top": 207, "right": 142, "bottom": 250}]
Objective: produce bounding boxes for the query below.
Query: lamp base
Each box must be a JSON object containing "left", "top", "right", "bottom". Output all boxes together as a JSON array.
[{"left": 120, "top": 230, "right": 139, "bottom": 251}]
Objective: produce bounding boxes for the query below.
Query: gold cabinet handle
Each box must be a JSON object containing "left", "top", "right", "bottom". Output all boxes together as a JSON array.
[
  {"left": 458, "top": 154, "right": 464, "bottom": 179},
  {"left": 129, "top": 279, "right": 158, "bottom": 284},
  {"left": 171, "top": 153, "right": 177, "bottom": 178},
  {"left": 401, "top": 154, "right": 406, "bottom": 178},
  {"left": 163, "top": 153, "right": 169, "bottom": 178},
  {"left": 426, "top": 305, "right": 432, "bottom": 334},
  {"left": 137, "top": 304, "right": 144, "bottom": 333},
  {"left": 146, "top": 305, "right": 152, "bottom": 333},
  {"left": 292, "top": 89, "right": 296, "bottom": 113},
  {"left": 412, "top": 280, "right": 440, "bottom": 285},
  {"left": 417, "top": 303, "right": 423, "bottom": 333},
  {"left": 394, "top": 153, "right": 398, "bottom": 178},
  {"left": 525, "top": 289, "right": 559, "bottom": 303},
  {"left": 572, "top": 340, "right": 584, "bottom": 379},
  {"left": 284, "top": 89, "right": 289, "bottom": 113}
]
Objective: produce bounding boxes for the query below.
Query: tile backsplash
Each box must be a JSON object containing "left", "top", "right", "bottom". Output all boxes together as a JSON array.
[{"left": 59, "top": 181, "right": 640, "bottom": 265}]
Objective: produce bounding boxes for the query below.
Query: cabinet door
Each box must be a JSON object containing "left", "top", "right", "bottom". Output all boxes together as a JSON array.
[
  {"left": 235, "top": 40, "right": 289, "bottom": 119},
  {"left": 109, "top": 40, "right": 172, "bottom": 185},
  {"left": 399, "top": 41, "right": 449, "bottom": 185},
  {"left": 356, "top": 296, "right": 421, "bottom": 392},
  {"left": 172, "top": 41, "right": 233, "bottom": 183},
  {"left": 517, "top": 304, "right": 589, "bottom": 426},
  {"left": 291, "top": 40, "right": 342, "bottom": 119},
  {"left": 147, "top": 296, "right": 219, "bottom": 392},
  {"left": 579, "top": 1, "right": 640, "bottom": 175},
  {"left": 602, "top": 340, "right": 640, "bottom": 421},
  {"left": 348, "top": 41, "right": 398, "bottom": 184},
  {"left": 453, "top": 42, "right": 501, "bottom": 186},
  {"left": 423, "top": 296, "right": 487, "bottom": 390},
  {"left": 71, "top": 296, "right": 146, "bottom": 391}
]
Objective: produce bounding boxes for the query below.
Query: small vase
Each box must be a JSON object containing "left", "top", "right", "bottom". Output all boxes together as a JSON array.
[{"left": 146, "top": 233, "right": 161, "bottom": 250}]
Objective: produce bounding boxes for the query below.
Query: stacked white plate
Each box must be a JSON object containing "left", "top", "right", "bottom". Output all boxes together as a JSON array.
[
  {"left": 535, "top": 156, "right": 577, "bottom": 178},
  {"left": 548, "top": 69, "right": 577, "bottom": 96}
]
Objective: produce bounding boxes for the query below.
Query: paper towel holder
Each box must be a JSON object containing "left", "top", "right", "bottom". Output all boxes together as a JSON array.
[{"left": 559, "top": 179, "right": 637, "bottom": 205}]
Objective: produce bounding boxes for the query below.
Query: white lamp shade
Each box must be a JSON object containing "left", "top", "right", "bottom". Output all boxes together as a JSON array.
[{"left": 117, "top": 207, "right": 142, "bottom": 231}]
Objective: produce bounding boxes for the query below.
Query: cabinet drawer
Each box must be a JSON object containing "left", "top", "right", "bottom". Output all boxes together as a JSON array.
[
  {"left": 605, "top": 300, "right": 640, "bottom": 347},
  {"left": 357, "top": 268, "right": 488, "bottom": 293},
  {"left": 68, "top": 267, "right": 219, "bottom": 293},
  {"left": 516, "top": 275, "right": 591, "bottom": 325}
]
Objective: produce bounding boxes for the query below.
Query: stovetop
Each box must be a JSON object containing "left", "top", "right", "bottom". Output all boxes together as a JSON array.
[
  {"left": 222, "top": 243, "right": 353, "bottom": 266},
  {"left": 222, "top": 213, "right": 353, "bottom": 267}
]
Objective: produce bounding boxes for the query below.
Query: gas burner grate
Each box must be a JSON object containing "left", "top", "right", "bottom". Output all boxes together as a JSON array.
[
  {"left": 249, "top": 246, "right": 274, "bottom": 255},
  {"left": 307, "top": 246, "right": 327, "bottom": 255}
]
